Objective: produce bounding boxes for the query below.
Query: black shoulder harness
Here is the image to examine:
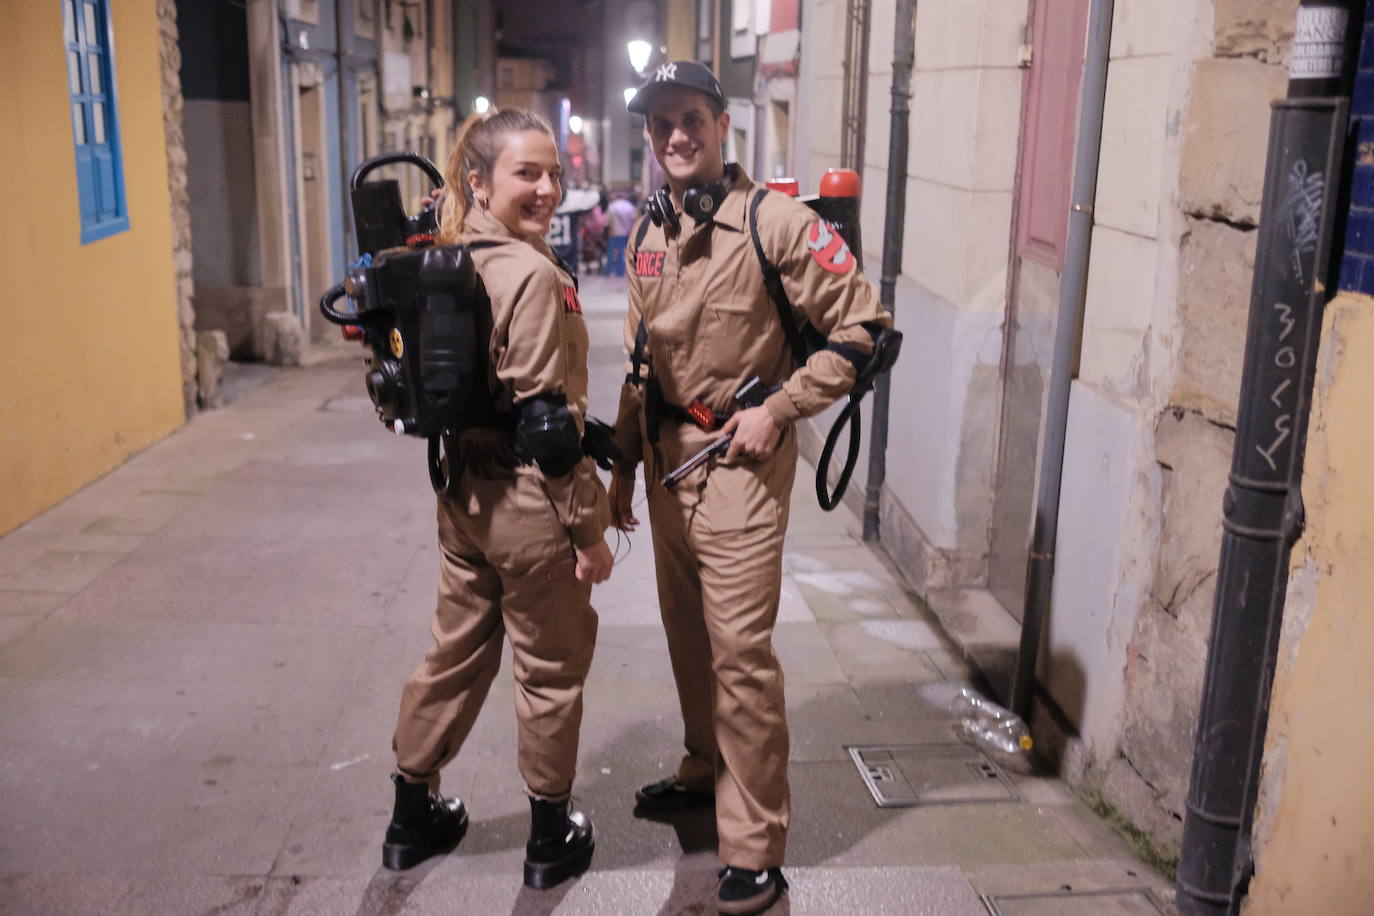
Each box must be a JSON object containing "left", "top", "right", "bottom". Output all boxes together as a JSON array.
[
  {"left": 628, "top": 216, "right": 654, "bottom": 386},
  {"left": 747, "top": 190, "right": 854, "bottom": 370}
]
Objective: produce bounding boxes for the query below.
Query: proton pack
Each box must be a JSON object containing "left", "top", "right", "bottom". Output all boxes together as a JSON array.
[
  {"left": 318, "top": 153, "right": 496, "bottom": 498},
  {"left": 752, "top": 171, "right": 903, "bottom": 511}
]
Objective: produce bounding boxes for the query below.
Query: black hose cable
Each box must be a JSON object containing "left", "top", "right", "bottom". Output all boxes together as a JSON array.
[
  {"left": 319, "top": 283, "right": 357, "bottom": 325},
  {"left": 816, "top": 394, "right": 864, "bottom": 511},
  {"left": 428, "top": 434, "right": 463, "bottom": 499},
  {"left": 351, "top": 152, "right": 444, "bottom": 191},
  {"left": 610, "top": 490, "right": 649, "bottom": 565}
]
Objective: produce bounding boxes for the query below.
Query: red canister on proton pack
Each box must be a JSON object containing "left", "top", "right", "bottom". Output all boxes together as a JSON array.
[{"left": 766, "top": 177, "right": 800, "bottom": 197}]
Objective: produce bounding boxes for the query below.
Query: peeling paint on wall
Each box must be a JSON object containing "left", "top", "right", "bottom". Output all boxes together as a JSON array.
[{"left": 1246, "top": 298, "right": 1374, "bottom": 913}]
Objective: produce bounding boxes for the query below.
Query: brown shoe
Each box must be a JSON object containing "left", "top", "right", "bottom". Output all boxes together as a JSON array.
[{"left": 634, "top": 776, "right": 714, "bottom": 813}]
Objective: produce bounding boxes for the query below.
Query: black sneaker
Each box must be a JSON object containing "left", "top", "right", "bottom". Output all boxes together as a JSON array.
[
  {"left": 634, "top": 776, "right": 715, "bottom": 813},
  {"left": 382, "top": 774, "right": 469, "bottom": 871},
  {"left": 717, "top": 865, "right": 787, "bottom": 915}
]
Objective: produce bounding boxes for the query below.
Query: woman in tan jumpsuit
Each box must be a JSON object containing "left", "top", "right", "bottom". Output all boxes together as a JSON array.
[{"left": 381, "top": 109, "right": 613, "bottom": 890}]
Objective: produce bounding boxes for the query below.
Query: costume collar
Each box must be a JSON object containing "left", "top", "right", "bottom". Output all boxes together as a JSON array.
[
  {"left": 705, "top": 163, "right": 752, "bottom": 232},
  {"left": 461, "top": 205, "right": 559, "bottom": 262}
]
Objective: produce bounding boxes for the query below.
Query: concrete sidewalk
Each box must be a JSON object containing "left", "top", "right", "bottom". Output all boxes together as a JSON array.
[{"left": 0, "top": 275, "right": 1170, "bottom": 915}]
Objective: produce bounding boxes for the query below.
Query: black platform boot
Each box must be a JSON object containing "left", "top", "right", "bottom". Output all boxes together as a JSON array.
[
  {"left": 523, "top": 796, "right": 595, "bottom": 889},
  {"left": 381, "top": 774, "right": 469, "bottom": 871}
]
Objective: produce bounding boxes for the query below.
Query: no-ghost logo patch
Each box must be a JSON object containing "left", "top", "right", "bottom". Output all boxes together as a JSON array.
[{"left": 807, "top": 220, "right": 856, "bottom": 274}]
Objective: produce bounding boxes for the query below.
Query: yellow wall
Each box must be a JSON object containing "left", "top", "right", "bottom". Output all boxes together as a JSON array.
[
  {"left": 1246, "top": 293, "right": 1374, "bottom": 913},
  {"left": 0, "top": 0, "right": 185, "bottom": 535}
]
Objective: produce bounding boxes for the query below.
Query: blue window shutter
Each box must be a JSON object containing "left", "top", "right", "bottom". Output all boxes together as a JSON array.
[{"left": 65, "top": 0, "right": 129, "bottom": 243}]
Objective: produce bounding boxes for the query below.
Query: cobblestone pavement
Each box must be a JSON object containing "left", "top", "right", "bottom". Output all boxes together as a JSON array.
[{"left": 0, "top": 275, "right": 1171, "bottom": 915}]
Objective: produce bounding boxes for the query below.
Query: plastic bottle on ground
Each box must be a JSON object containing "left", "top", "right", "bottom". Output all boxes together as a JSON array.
[{"left": 949, "top": 686, "right": 1034, "bottom": 772}]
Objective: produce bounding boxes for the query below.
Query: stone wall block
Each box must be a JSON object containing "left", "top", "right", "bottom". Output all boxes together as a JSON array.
[
  {"left": 1179, "top": 59, "right": 1287, "bottom": 225},
  {"left": 1172, "top": 218, "right": 1257, "bottom": 424},
  {"left": 1214, "top": 0, "right": 1298, "bottom": 65},
  {"left": 179, "top": 324, "right": 198, "bottom": 418},
  {"left": 195, "top": 286, "right": 285, "bottom": 360},
  {"left": 1120, "top": 411, "right": 1233, "bottom": 813},
  {"left": 196, "top": 330, "right": 230, "bottom": 409},
  {"left": 158, "top": 0, "right": 197, "bottom": 416},
  {"left": 255, "top": 311, "right": 305, "bottom": 367},
  {"left": 1102, "top": 756, "right": 1185, "bottom": 856},
  {"left": 177, "top": 295, "right": 195, "bottom": 333}
]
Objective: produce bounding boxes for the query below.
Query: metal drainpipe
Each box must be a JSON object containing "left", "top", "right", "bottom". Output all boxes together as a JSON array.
[
  {"left": 335, "top": 2, "right": 355, "bottom": 258},
  {"left": 862, "top": 0, "right": 916, "bottom": 542},
  {"left": 1175, "top": 3, "right": 1362, "bottom": 913},
  {"left": 1009, "top": 0, "right": 1115, "bottom": 719}
]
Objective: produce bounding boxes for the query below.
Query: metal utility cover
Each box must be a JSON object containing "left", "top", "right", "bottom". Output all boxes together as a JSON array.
[
  {"left": 982, "top": 887, "right": 1166, "bottom": 915},
  {"left": 846, "top": 743, "right": 1020, "bottom": 807}
]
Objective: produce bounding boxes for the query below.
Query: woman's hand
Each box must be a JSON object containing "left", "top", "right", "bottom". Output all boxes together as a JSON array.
[
  {"left": 723, "top": 406, "right": 782, "bottom": 461},
  {"left": 574, "top": 538, "right": 614, "bottom": 584},
  {"left": 609, "top": 469, "right": 639, "bottom": 532}
]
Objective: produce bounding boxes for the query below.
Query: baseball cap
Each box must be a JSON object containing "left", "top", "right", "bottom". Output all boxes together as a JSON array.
[{"left": 626, "top": 61, "right": 727, "bottom": 114}]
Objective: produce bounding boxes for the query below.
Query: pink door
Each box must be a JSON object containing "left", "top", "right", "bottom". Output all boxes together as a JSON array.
[
  {"left": 988, "top": 0, "right": 1093, "bottom": 618},
  {"left": 1016, "top": 0, "right": 1093, "bottom": 268}
]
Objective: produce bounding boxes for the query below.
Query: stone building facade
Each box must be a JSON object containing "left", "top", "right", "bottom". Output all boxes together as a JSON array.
[
  {"left": 156, "top": 0, "right": 198, "bottom": 415},
  {"left": 793, "top": 0, "right": 1306, "bottom": 866}
]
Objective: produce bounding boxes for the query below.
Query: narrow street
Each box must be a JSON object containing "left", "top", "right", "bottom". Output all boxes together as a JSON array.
[{"left": 0, "top": 276, "right": 1167, "bottom": 914}]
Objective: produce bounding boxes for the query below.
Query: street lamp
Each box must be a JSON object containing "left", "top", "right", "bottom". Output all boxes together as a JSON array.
[
  {"left": 474, "top": 95, "right": 491, "bottom": 114},
  {"left": 627, "top": 39, "right": 652, "bottom": 75}
]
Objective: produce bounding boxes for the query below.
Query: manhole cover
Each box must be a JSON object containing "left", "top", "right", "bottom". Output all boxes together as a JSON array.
[
  {"left": 982, "top": 887, "right": 1165, "bottom": 915},
  {"left": 846, "top": 743, "right": 1019, "bottom": 807}
]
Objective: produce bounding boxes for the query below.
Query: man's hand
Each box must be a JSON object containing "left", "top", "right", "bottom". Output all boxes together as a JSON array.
[
  {"left": 574, "top": 538, "right": 614, "bottom": 584},
  {"left": 609, "top": 468, "right": 639, "bottom": 532},
  {"left": 723, "top": 406, "right": 782, "bottom": 461}
]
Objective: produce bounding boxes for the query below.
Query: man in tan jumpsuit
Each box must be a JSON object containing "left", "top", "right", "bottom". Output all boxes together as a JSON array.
[{"left": 610, "top": 62, "right": 890, "bottom": 916}]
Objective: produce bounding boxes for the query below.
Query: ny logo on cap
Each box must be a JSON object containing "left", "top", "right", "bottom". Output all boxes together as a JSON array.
[{"left": 655, "top": 62, "right": 678, "bottom": 82}]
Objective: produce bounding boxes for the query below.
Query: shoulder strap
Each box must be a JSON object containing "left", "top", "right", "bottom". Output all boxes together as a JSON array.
[
  {"left": 628, "top": 319, "right": 648, "bottom": 386},
  {"left": 633, "top": 215, "right": 652, "bottom": 249},
  {"left": 550, "top": 253, "right": 578, "bottom": 291},
  {"left": 625, "top": 215, "right": 656, "bottom": 386},
  {"left": 749, "top": 189, "right": 811, "bottom": 368}
]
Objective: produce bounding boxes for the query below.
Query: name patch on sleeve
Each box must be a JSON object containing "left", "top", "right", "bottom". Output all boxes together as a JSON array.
[{"left": 634, "top": 250, "right": 666, "bottom": 278}]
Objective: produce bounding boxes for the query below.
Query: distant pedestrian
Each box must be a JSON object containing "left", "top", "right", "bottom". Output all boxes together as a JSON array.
[
  {"left": 603, "top": 190, "right": 639, "bottom": 277},
  {"left": 580, "top": 188, "right": 610, "bottom": 274},
  {"left": 383, "top": 108, "right": 613, "bottom": 891}
]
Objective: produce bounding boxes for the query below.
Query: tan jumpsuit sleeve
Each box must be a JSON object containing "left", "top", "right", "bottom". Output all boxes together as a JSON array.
[
  {"left": 761, "top": 202, "right": 893, "bottom": 426},
  {"left": 496, "top": 255, "right": 608, "bottom": 549},
  {"left": 612, "top": 218, "right": 648, "bottom": 469}
]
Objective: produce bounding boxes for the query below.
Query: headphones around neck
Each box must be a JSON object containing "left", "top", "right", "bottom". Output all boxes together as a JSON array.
[{"left": 645, "top": 164, "right": 739, "bottom": 233}]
